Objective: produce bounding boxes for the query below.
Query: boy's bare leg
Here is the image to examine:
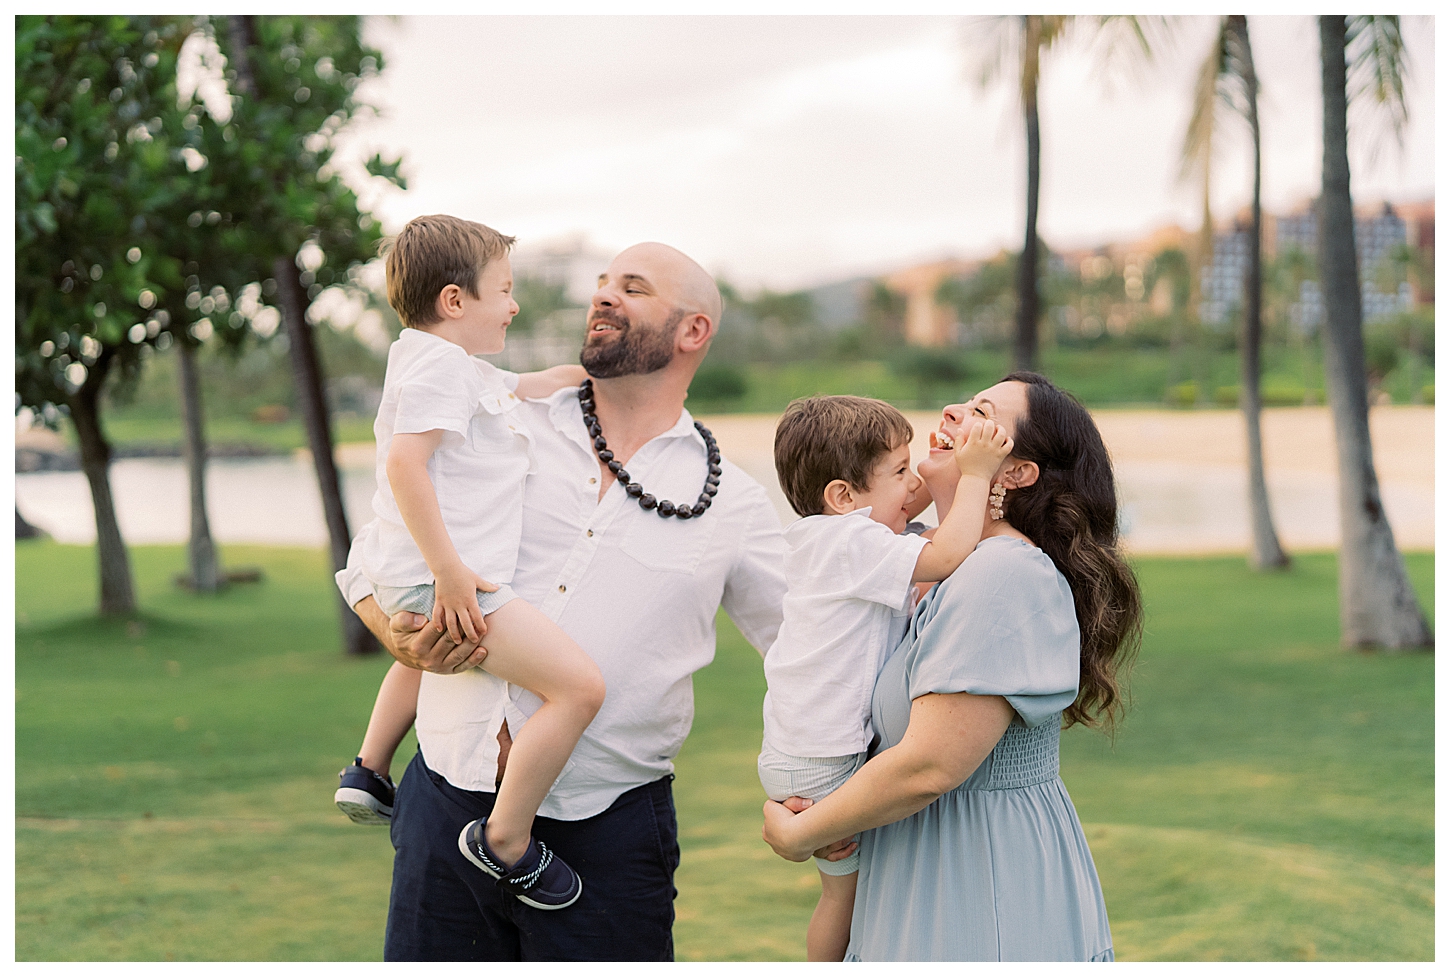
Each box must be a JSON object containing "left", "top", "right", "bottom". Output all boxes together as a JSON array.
[
  {"left": 357, "top": 660, "right": 422, "bottom": 781},
  {"left": 808, "top": 870, "right": 857, "bottom": 962},
  {"left": 473, "top": 598, "right": 606, "bottom": 868}
]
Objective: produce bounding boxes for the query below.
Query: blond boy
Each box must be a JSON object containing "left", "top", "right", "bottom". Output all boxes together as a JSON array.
[{"left": 336, "top": 215, "right": 604, "bottom": 910}]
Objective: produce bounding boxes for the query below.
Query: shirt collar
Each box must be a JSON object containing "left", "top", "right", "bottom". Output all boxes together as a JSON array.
[{"left": 545, "top": 387, "right": 703, "bottom": 453}]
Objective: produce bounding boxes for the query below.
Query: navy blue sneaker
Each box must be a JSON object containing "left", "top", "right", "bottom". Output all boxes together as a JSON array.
[
  {"left": 458, "top": 818, "right": 583, "bottom": 910},
  {"left": 334, "top": 758, "right": 395, "bottom": 825}
]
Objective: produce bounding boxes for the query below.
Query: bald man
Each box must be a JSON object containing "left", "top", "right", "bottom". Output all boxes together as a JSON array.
[{"left": 338, "top": 242, "right": 788, "bottom": 961}]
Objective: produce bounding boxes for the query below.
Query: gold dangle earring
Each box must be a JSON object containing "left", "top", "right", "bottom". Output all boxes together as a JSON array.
[{"left": 989, "top": 482, "right": 1007, "bottom": 521}]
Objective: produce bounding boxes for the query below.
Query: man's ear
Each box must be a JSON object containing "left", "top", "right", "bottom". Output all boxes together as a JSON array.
[
  {"left": 677, "top": 312, "right": 713, "bottom": 354},
  {"left": 436, "top": 284, "right": 464, "bottom": 320},
  {"left": 821, "top": 479, "right": 855, "bottom": 516},
  {"left": 1001, "top": 459, "right": 1039, "bottom": 490}
]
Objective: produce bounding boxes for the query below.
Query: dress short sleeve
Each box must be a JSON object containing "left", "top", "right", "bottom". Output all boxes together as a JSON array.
[
  {"left": 904, "top": 537, "right": 1080, "bottom": 727},
  {"left": 392, "top": 342, "right": 483, "bottom": 440}
]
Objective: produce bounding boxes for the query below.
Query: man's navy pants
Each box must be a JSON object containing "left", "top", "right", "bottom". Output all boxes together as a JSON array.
[{"left": 383, "top": 750, "right": 680, "bottom": 961}]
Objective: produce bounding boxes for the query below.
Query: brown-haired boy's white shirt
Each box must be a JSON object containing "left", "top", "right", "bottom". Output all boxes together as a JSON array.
[
  {"left": 761, "top": 507, "right": 928, "bottom": 760},
  {"left": 338, "top": 385, "right": 787, "bottom": 819}
]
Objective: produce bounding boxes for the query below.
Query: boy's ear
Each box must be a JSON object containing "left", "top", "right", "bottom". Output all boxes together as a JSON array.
[
  {"left": 436, "top": 283, "right": 464, "bottom": 320},
  {"left": 821, "top": 479, "right": 855, "bottom": 516}
]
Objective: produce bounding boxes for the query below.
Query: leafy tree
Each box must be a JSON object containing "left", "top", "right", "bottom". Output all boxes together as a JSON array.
[
  {"left": 1316, "top": 15, "right": 1430, "bottom": 650},
  {"left": 937, "top": 252, "right": 1015, "bottom": 346},
  {"left": 890, "top": 347, "right": 971, "bottom": 408},
  {"left": 510, "top": 277, "right": 573, "bottom": 334},
  {"left": 862, "top": 280, "right": 906, "bottom": 351},
  {"left": 16, "top": 16, "right": 198, "bottom": 614},
  {"left": 214, "top": 15, "right": 399, "bottom": 655},
  {"left": 1182, "top": 16, "right": 1288, "bottom": 571},
  {"left": 746, "top": 290, "right": 816, "bottom": 332}
]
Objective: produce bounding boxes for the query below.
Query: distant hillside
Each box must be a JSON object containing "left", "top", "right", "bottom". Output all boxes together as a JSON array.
[{"left": 802, "top": 275, "right": 871, "bottom": 331}]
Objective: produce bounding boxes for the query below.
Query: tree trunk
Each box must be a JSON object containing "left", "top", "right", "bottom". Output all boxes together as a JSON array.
[
  {"left": 176, "top": 334, "right": 222, "bottom": 591},
  {"left": 1233, "top": 17, "right": 1289, "bottom": 572},
  {"left": 1015, "top": 18, "right": 1042, "bottom": 374},
  {"left": 16, "top": 506, "right": 43, "bottom": 539},
  {"left": 1192, "top": 150, "right": 1215, "bottom": 406},
  {"left": 66, "top": 350, "right": 135, "bottom": 616},
  {"left": 231, "top": 13, "right": 375, "bottom": 656},
  {"left": 1317, "top": 16, "right": 1431, "bottom": 651},
  {"left": 275, "top": 256, "right": 378, "bottom": 656}
]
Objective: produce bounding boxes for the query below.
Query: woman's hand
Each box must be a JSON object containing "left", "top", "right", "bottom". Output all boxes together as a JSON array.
[
  {"left": 779, "top": 796, "right": 858, "bottom": 862},
  {"left": 759, "top": 693, "right": 1015, "bottom": 863},
  {"left": 762, "top": 799, "right": 815, "bottom": 862},
  {"left": 763, "top": 798, "right": 860, "bottom": 863}
]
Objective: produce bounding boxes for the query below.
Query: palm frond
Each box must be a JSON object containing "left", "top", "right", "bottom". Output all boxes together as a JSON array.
[
  {"left": 1087, "top": 14, "right": 1171, "bottom": 93},
  {"left": 963, "top": 15, "right": 1020, "bottom": 91},
  {"left": 1179, "top": 18, "right": 1229, "bottom": 186},
  {"left": 1345, "top": 15, "right": 1408, "bottom": 142}
]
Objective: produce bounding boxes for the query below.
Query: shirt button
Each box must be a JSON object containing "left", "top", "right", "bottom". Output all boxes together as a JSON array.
[
  {"left": 588, "top": 477, "right": 597, "bottom": 484},
  {"left": 586, "top": 529, "right": 594, "bottom": 537},
  {"left": 558, "top": 584, "right": 567, "bottom": 593}
]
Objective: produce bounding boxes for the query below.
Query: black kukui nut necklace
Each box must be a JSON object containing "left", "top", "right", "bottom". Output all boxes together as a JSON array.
[{"left": 579, "top": 379, "right": 720, "bottom": 519}]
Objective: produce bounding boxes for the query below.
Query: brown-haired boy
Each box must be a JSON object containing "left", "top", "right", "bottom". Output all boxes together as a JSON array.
[
  {"left": 336, "top": 215, "right": 604, "bottom": 911},
  {"left": 760, "top": 395, "right": 1011, "bottom": 959}
]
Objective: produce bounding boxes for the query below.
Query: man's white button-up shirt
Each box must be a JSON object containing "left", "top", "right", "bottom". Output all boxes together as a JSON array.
[{"left": 338, "top": 386, "right": 787, "bottom": 820}]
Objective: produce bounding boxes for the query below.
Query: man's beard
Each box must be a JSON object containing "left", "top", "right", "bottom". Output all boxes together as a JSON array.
[{"left": 579, "top": 308, "right": 683, "bottom": 379}]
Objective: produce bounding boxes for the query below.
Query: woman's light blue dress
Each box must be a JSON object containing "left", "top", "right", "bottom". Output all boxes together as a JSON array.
[{"left": 843, "top": 536, "right": 1114, "bottom": 962}]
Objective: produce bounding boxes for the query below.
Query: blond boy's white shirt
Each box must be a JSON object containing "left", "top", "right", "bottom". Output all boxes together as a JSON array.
[
  {"left": 760, "top": 507, "right": 929, "bottom": 759},
  {"left": 339, "top": 385, "right": 787, "bottom": 820},
  {"left": 358, "top": 328, "right": 533, "bottom": 589}
]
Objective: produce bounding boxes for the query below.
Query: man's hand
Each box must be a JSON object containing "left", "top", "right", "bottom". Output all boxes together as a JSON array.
[
  {"left": 353, "top": 595, "right": 489, "bottom": 674},
  {"left": 389, "top": 608, "right": 489, "bottom": 673}
]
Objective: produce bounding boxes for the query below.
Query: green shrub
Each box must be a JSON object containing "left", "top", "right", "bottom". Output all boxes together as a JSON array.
[
  {"left": 1261, "top": 385, "right": 1308, "bottom": 407},
  {"left": 1165, "top": 382, "right": 1199, "bottom": 408},
  {"left": 689, "top": 364, "right": 749, "bottom": 402},
  {"left": 1214, "top": 385, "right": 1240, "bottom": 407}
]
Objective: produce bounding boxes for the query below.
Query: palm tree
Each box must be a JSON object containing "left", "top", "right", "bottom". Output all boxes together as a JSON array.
[
  {"left": 972, "top": 16, "right": 1161, "bottom": 373},
  {"left": 1181, "top": 16, "right": 1289, "bottom": 571},
  {"left": 1317, "top": 15, "right": 1430, "bottom": 650}
]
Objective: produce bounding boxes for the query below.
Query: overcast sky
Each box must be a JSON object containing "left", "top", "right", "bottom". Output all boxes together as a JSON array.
[{"left": 334, "top": 14, "right": 1435, "bottom": 292}]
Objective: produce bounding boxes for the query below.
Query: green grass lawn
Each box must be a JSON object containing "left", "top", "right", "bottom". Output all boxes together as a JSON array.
[{"left": 14, "top": 542, "right": 1433, "bottom": 961}]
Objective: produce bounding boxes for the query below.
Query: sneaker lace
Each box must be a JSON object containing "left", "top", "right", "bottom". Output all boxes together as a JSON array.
[{"left": 509, "top": 842, "right": 554, "bottom": 890}]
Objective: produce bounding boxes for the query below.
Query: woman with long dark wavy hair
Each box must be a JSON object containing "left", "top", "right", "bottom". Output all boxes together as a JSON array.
[{"left": 762, "top": 372, "right": 1142, "bottom": 961}]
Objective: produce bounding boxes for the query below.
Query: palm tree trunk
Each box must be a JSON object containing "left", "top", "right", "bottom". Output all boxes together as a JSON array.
[
  {"left": 176, "top": 333, "right": 221, "bottom": 591},
  {"left": 1015, "top": 18, "right": 1042, "bottom": 374},
  {"left": 67, "top": 348, "right": 135, "bottom": 615},
  {"left": 1192, "top": 161, "right": 1214, "bottom": 406},
  {"left": 1233, "top": 17, "right": 1289, "bottom": 571},
  {"left": 275, "top": 257, "right": 377, "bottom": 657},
  {"left": 1317, "top": 16, "right": 1430, "bottom": 650}
]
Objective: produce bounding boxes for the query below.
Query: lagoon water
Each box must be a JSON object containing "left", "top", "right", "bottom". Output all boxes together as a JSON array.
[{"left": 15, "top": 408, "right": 1434, "bottom": 555}]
